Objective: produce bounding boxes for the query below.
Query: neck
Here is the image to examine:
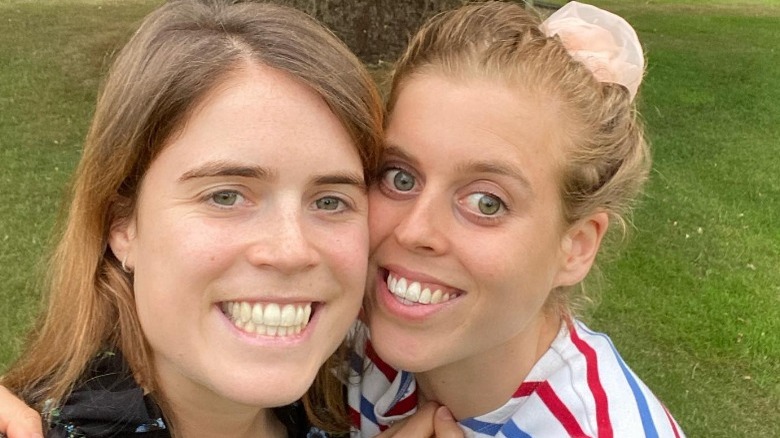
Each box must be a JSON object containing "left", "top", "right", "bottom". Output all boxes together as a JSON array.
[
  {"left": 415, "top": 312, "right": 562, "bottom": 420},
  {"left": 167, "top": 398, "right": 285, "bottom": 438},
  {"left": 155, "top": 364, "right": 286, "bottom": 438}
]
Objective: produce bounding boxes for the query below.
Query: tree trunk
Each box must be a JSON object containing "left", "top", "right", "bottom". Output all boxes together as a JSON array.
[{"left": 275, "top": 0, "right": 468, "bottom": 64}]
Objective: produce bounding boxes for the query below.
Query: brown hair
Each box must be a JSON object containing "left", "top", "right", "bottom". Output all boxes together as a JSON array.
[
  {"left": 388, "top": 1, "right": 650, "bottom": 313},
  {"left": 1, "top": 0, "right": 382, "bottom": 433}
]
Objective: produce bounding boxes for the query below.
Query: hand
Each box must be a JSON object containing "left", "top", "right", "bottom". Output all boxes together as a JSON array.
[
  {"left": 0, "top": 386, "right": 43, "bottom": 438},
  {"left": 374, "top": 401, "right": 464, "bottom": 438}
]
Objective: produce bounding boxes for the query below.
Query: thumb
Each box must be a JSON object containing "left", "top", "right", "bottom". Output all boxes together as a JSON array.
[{"left": 433, "top": 406, "right": 464, "bottom": 438}]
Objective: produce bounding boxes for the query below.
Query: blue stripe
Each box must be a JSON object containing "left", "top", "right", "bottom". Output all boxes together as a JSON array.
[
  {"left": 360, "top": 396, "right": 379, "bottom": 426},
  {"left": 461, "top": 417, "right": 503, "bottom": 436},
  {"left": 577, "top": 321, "right": 659, "bottom": 438},
  {"left": 358, "top": 371, "right": 415, "bottom": 431},
  {"left": 501, "top": 419, "right": 533, "bottom": 438}
]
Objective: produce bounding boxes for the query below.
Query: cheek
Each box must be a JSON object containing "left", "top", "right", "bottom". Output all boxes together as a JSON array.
[
  {"left": 460, "top": 226, "right": 559, "bottom": 292},
  {"left": 368, "top": 190, "right": 396, "bottom": 251},
  {"left": 146, "top": 217, "right": 239, "bottom": 269},
  {"left": 131, "top": 219, "right": 236, "bottom": 312},
  {"left": 323, "top": 224, "right": 370, "bottom": 291}
]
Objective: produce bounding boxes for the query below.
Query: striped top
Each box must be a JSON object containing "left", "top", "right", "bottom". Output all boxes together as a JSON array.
[{"left": 348, "top": 319, "right": 684, "bottom": 437}]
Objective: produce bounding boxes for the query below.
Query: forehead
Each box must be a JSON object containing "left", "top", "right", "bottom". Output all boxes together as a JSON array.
[
  {"left": 146, "top": 65, "right": 362, "bottom": 181},
  {"left": 386, "top": 73, "right": 567, "bottom": 182}
]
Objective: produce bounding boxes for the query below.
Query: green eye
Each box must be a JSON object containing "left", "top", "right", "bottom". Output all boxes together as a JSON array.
[
  {"left": 384, "top": 169, "right": 415, "bottom": 192},
  {"left": 394, "top": 171, "right": 415, "bottom": 191},
  {"left": 465, "top": 193, "right": 504, "bottom": 216},
  {"left": 315, "top": 196, "right": 342, "bottom": 211},
  {"left": 212, "top": 191, "right": 239, "bottom": 206},
  {"left": 477, "top": 195, "right": 501, "bottom": 215}
]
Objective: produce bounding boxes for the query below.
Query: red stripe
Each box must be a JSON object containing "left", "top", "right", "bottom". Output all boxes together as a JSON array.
[
  {"left": 365, "top": 340, "right": 398, "bottom": 382},
  {"left": 663, "top": 405, "right": 682, "bottom": 438},
  {"left": 385, "top": 391, "right": 419, "bottom": 417},
  {"left": 348, "top": 406, "right": 361, "bottom": 428},
  {"left": 568, "top": 322, "right": 613, "bottom": 438},
  {"left": 514, "top": 381, "right": 542, "bottom": 397},
  {"left": 537, "top": 381, "right": 591, "bottom": 437}
]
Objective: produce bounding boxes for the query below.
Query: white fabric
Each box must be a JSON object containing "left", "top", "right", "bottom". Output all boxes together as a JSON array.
[{"left": 348, "top": 319, "right": 684, "bottom": 438}]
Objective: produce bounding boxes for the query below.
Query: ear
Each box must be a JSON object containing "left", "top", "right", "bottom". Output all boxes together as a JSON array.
[
  {"left": 108, "top": 216, "right": 137, "bottom": 271},
  {"left": 554, "top": 211, "right": 609, "bottom": 287}
]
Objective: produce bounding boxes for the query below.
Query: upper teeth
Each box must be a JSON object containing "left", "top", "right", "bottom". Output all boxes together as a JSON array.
[
  {"left": 387, "top": 273, "right": 455, "bottom": 305},
  {"left": 222, "top": 302, "right": 312, "bottom": 337}
]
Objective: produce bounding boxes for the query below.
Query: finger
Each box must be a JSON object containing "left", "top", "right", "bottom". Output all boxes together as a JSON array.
[
  {"left": 433, "top": 406, "right": 464, "bottom": 438},
  {"left": 0, "top": 386, "right": 43, "bottom": 438}
]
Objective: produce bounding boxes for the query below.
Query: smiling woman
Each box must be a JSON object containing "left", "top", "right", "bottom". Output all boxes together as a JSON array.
[
  {"left": 0, "top": 0, "right": 382, "bottom": 437},
  {"left": 115, "top": 63, "right": 370, "bottom": 421},
  {"left": 349, "top": 2, "right": 684, "bottom": 437}
]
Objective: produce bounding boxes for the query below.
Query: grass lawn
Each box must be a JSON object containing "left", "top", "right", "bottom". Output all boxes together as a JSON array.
[{"left": 1, "top": 0, "right": 778, "bottom": 436}]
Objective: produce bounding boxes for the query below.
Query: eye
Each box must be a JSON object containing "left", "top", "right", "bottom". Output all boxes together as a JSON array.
[
  {"left": 315, "top": 196, "right": 345, "bottom": 211},
  {"left": 383, "top": 168, "right": 416, "bottom": 192},
  {"left": 463, "top": 193, "right": 505, "bottom": 216},
  {"left": 210, "top": 190, "right": 243, "bottom": 207}
]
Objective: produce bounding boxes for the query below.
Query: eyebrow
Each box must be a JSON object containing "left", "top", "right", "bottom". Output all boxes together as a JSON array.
[
  {"left": 455, "top": 160, "right": 532, "bottom": 191},
  {"left": 179, "top": 161, "right": 273, "bottom": 182},
  {"left": 178, "top": 160, "right": 366, "bottom": 190},
  {"left": 314, "top": 172, "right": 367, "bottom": 190},
  {"left": 383, "top": 143, "right": 420, "bottom": 167}
]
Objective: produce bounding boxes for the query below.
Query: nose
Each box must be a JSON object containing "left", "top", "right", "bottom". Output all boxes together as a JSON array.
[
  {"left": 246, "top": 205, "right": 320, "bottom": 274},
  {"left": 392, "top": 193, "right": 450, "bottom": 256}
]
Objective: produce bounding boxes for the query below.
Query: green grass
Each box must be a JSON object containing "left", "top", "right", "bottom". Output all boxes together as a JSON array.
[
  {"left": 1, "top": 0, "right": 778, "bottom": 436},
  {"left": 587, "top": 1, "right": 780, "bottom": 436},
  {"left": 0, "top": 0, "right": 164, "bottom": 359}
]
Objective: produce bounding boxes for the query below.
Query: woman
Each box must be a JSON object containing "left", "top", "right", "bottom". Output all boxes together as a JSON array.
[
  {"left": 0, "top": 0, "right": 384, "bottom": 436},
  {"left": 350, "top": 2, "right": 685, "bottom": 436}
]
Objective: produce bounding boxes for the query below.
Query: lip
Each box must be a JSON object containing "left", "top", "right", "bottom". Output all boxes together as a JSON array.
[
  {"left": 215, "top": 301, "right": 322, "bottom": 346},
  {"left": 381, "top": 265, "right": 454, "bottom": 286},
  {"left": 374, "top": 268, "right": 463, "bottom": 321}
]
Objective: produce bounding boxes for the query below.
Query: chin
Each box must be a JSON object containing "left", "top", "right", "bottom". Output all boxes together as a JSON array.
[
  {"left": 214, "top": 363, "right": 320, "bottom": 408},
  {"left": 369, "top": 317, "right": 440, "bottom": 373}
]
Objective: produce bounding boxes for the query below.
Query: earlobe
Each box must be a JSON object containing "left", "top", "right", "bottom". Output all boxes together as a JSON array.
[
  {"left": 108, "top": 217, "right": 137, "bottom": 272},
  {"left": 554, "top": 211, "right": 609, "bottom": 287}
]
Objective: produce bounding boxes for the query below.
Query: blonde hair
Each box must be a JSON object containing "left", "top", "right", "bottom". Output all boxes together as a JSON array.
[
  {"left": 2, "top": 0, "right": 382, "bottom": 433},
  {"left": 388, "top": 1, "right": 650, "bottom": 313}
]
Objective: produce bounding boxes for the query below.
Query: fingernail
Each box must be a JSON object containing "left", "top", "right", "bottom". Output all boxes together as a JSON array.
[{"left": 437, "top": 406, "right": 454, "bottom": 421}]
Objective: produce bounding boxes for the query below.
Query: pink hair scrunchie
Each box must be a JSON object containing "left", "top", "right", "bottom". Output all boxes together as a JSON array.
[{"left": 541, "top": 1, "right": 645, "bottom": 100}]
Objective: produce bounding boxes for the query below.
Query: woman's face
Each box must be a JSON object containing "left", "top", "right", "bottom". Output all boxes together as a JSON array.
[
  {"left": 111, "top": 65, "right": 368, "bottom": 409},
  {"left": 366, "top": 73, "right": 579, "bottom": 374}
]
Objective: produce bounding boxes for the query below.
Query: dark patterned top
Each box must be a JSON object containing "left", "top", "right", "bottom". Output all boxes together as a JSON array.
[{"left": 42, "top": 351, "right": 334, "bottom": 438}]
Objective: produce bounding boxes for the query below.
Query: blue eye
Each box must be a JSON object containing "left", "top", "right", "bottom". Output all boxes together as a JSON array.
[
  {"left": 211, "top": 190, "right": 241, "bottom": 206},
  {"left": 383, "top": 169, "right": 416, "bottom": 192},
  {"left": 464, "top": 193, "right": 505, "bottom": 216},
  {"left": 315, "top": 196, "right": 344, "bottom": 211}
]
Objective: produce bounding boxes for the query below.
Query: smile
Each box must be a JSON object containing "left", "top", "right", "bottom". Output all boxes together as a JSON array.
[
  {"left": 221, "top": 301, "right": 312, "bottom": 337},
  {"left": 386, "top": 272, "right": 462, "bottom": 305}
]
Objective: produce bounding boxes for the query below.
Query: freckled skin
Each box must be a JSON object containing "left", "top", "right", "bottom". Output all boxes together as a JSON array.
[{"left": 111, "top": 65, "right": 368, "bottom": 417}]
